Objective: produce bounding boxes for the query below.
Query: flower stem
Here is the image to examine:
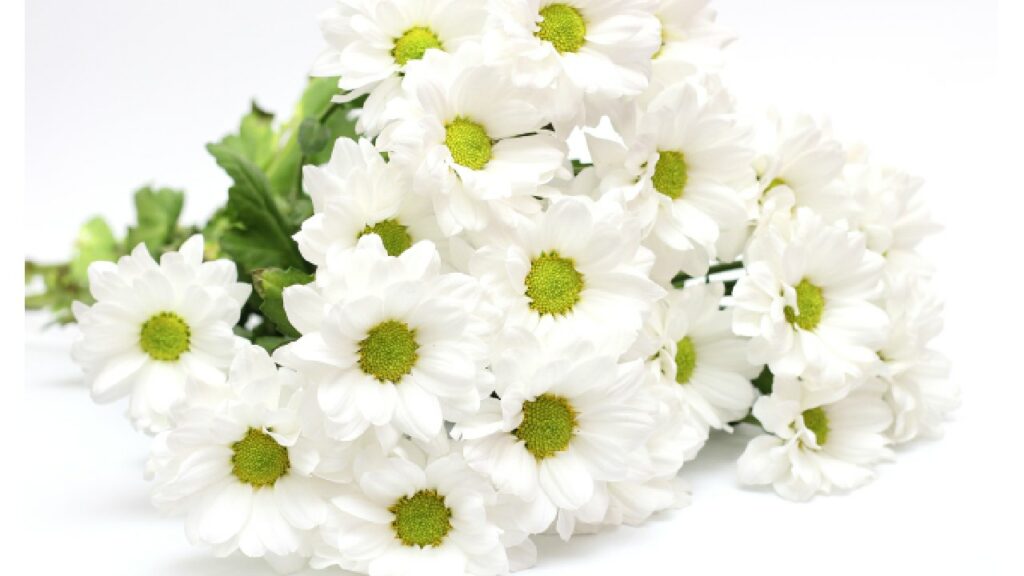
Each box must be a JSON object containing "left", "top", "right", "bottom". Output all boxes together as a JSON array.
[{"left": 671, "top": 260, "right": 746, "bottom": 289}]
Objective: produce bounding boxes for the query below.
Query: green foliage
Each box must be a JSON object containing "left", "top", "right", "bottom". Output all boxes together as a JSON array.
[
  {"left": 252, "top": 268, "right": 313, "bottom": 338},
  {"left": 571, "top": 159, "right": 592, "bottom": 176},
  {"left": 70, "top": 217, "right": 120, "bottom": 284},
  {"left": 217, "top": 103, "right": 277, "bottom": 166},
  {"left": 207, "top": 144, "right": 310, "bottom": 275},
  {"left": 26, "top": 217, "right": 120, "bottom": 323},
  {"left": 752, "top": 365, "right": 774, "bottom": 395},
  {"left": 26, "top": 75, "right": 361, "bottom": 348},
  {"left": 126, "top": 187, "right": 185, "bottom": 256},
  {"left": 299, "top": 117, "right": 332, "bottom": 157}
]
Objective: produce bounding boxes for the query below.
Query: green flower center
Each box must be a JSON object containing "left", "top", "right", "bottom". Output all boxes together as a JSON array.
[
  {"left": 360, "top": 219, "right": 413, "bottom": 256},
  {"left": 390, "top": 489, "right": 452, "bottom": 547},
  {"left": 514, "top": 393, "right": 577, "bottom": 460},
  {"left": 392, "top": 26, "right": 443, "bottom": 66},
  {"left": 358, "top": 320, "right": 419, "bottom": 383},
  {"left": 651, "top": 150, "right": 689, "bottom": 200},
  {"left": 801, "top": 407, "right": 830, "bottom": 446},
  {"left": 140, "top": 311, "right": 191, "bottom": 361},
  {"left": 784, "top": 278, "right": 826, "bottom": 331},
  {"left": 231, "top": 428, "right": 290, "bottom": 488},
  {"left": 674, "top": 336, "right": 697, "bottom": 384},
  {"left": 444, "top": 117, "right": 492, "bottom": 170},
  {"left": 536, "top": 3, "right": 587, "bottom": 54},
  {"left": 524, "top": 251, "right": 585, "bottom": 316}
]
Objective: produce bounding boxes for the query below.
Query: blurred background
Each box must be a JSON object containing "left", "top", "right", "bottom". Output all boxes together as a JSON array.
[{"left": 21, "top": 1, "right": 1022, "bottom": 575}]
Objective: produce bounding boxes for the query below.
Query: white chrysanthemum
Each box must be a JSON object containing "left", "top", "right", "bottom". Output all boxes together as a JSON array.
[
  {"left": 737, "top": 376, "right": 893, "bottom": 501},
  {"left": 557, "top": 474, "right": 690, "bottom": 539},
  {"left": 630, "top": 282, "right": 759, "bottom": 431},
  {"left": 149, "top": 345, "right": 329, "bottom": 562},
  {"left": 296, "top": 138, "right": 446, "bottom": 267},
  {"left": 313, "top": 453, "right": 509, "bottom": 576},
  {"left": 486, "top": 0, "right": 661, "bottom": 120},
  {"left": 470, "top": 196, "right": 664, "bottom": 354},
  {"left": 732, "top": 208, "right": 888, "bottom": 387},
  {"left": 452, "top": 335, "right": 655, "bottom": 535},
  {"left": 588, "top": 81, "right": 753, "bottom": 278},
  {"left": 71, "top": 235, "right": 251, "bottom": 433},
  {"left": 312, "top": 0, "right": 486, "bottom": 135},
  {"left": 843, "top": 150, "right": 941, "bottom": 262},
  {"left": 274, "top": 236, "right": 493, "bottom": 442},
  {"left": 649, "top": 0, "right": 733, "bottom": 85},
  {"left": 753, "top": 114, "right": 851, "bottom": 224},
  {"left": 553, "top": 387, "right": 698, "bottom": 539},
  {"left": 379, "top": 48, "right": 566, "bottom": 235},
  {"left": 879, "top": 274, "right": 957, "bottom": 443}
]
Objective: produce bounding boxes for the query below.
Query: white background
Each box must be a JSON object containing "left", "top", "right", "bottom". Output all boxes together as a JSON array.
[{"left": 13, "top": 0, "right": 1024, "bottom": 574}]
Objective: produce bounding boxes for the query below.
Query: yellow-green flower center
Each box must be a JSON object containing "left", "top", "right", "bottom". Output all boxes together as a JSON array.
[
  {"left": 784, "top": 278, "right": 826, "bottom": 331},
  {"left": 652, "top": 150, "right": 689, "bottom": 200},
  {"left": 358, "top": 320, "right": 419, "bottom": 383},
  {"left": 536, "top": 4, "right": 587, "bottom": 54},
  {"left": 360, "top": 219, "right": 413, "bottom": 256},
  {"left": 231, "top": 428, "right": 290, "bottom": 488},
  {"left": 524, "top": 251, "right": 584, "bottom": 316},
  {"left": 514, "top": 393, "right": 577, "bottom": 460},
  {"left": 392, "top": 26, "right": 443, "bottom": 66},
  {"left": 801, "top": 407, "right": 830, "bottom": 446},
  {"left": 140, "top": 311, "right": 191, "bottom": 361},
  {"left": 674, "top": 336, "right": 697, "bottom": 384},
  {"left": 390, "top": 489, "right": 452, "bottom": 547},
  {"left": 444, "top": 117, "right": 492, "bottom": 170}
]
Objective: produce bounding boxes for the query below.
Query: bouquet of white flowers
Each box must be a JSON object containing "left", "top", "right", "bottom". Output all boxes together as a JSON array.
[{"left": 24, "top": 0, "right": 957, "bottom": 573}]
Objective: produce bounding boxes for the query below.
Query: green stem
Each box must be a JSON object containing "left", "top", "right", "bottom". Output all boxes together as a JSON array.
[
  {"left": 671, "top": 260, "right": 746, "bottom": 289},
  {"left": 706, "top": 260, "right": 745, "bottom": 275}
]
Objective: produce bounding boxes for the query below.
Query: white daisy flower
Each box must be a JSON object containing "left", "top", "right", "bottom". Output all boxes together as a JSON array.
[
  {"left": 274, "top": 236, "right": 493, "bottom": 442},
  {"left": 313, "top": 0, "right": 486, "bottom": 135},
  {"left": 650, "top": 0, "right": 733, "bottom": 82},
  {"left": 149, "top": 345, "right": 329, "bottom": 561},
  {"left": 553, "top": 388, "right": 699, "bottom": 538},
  {"left": 630, "top": 282, "right": 759, "bottom": 431},
  {"left": 843, "top": 150, "right": 941, "bottom": 262},
  {"left": 486, "top": 0, "right": 661, "bottom": 119},
  {"left": 314, "top": 452, "right": 509, "bottom": 576},
  {"left": 879, "top": 274, "right": 957, "bottom": 444},
  {"left": 379, "top": 47, "right": 566, "bottom": 235},
  {"left": 737, "top": 375, "right": 893, "bottom": 501},
  {"left": 753, "top": 114, "right": 852, "bottom": 225},
  {"left": 469, "top": 196, "right": 665, "bottom": 354},
  {"left": 588, "top": 81, "right": 753, "bottom": 278},
  {"left": 71, "top": 235, "right": 251, "bottom": 433},
  {"left": 732, "top": 208, "right": 888, "bottom": 388},
  {"left": 296, "top": 137, "right": 446, "bottom": 267},
  {"left": 558, "top": 474, "right": 690, "bottom": 539},
  {"left": 452, "top": 334, "right": 655, "bottom": 535}
]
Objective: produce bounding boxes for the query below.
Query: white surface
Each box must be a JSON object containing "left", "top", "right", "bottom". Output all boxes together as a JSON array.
[{"left": 18, "top": 1, "right": 1024, "bottom": 574}]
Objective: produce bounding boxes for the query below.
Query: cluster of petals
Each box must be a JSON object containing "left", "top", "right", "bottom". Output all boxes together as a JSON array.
[{"left": 67, "top": 0, "right": 955, "bottom": 573}]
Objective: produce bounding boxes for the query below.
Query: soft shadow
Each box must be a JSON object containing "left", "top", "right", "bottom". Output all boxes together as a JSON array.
[
  {"left": 681, "top": 427, "right": 754, "bottom": 483},
  {"left": 160, "top": 551, "right": 355, "bottom": 576}
]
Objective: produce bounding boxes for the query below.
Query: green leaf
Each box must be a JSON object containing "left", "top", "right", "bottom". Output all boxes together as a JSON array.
[
  {"left": 207, "top": 144, "right": 310, "bottom": 274},
  {"left": 209, "top": 103, "right": 278, "bottom": 172},
  {"left": 69, "top": 217, "right": 120, "bottom": 285},
  {"left": 126, "top": 187, "right": 185, "bottom": 255},
  {"left": 265, "top": 77, "right": 358, "bottom": 196},
  {"left": 298, "top": 117, "right": 331, "bottom": 157},
  {"left": 752, "top": 365, "right": 774, "bottom": 395},
  {"left": 253, "top": 335, "right": 294, "bottom": 353},
  {"left": 571, "top": 159, "right": 592, "bottom": 176},
  {"left": 252, "top": 267, "right": 313, "bottom": 337}
]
